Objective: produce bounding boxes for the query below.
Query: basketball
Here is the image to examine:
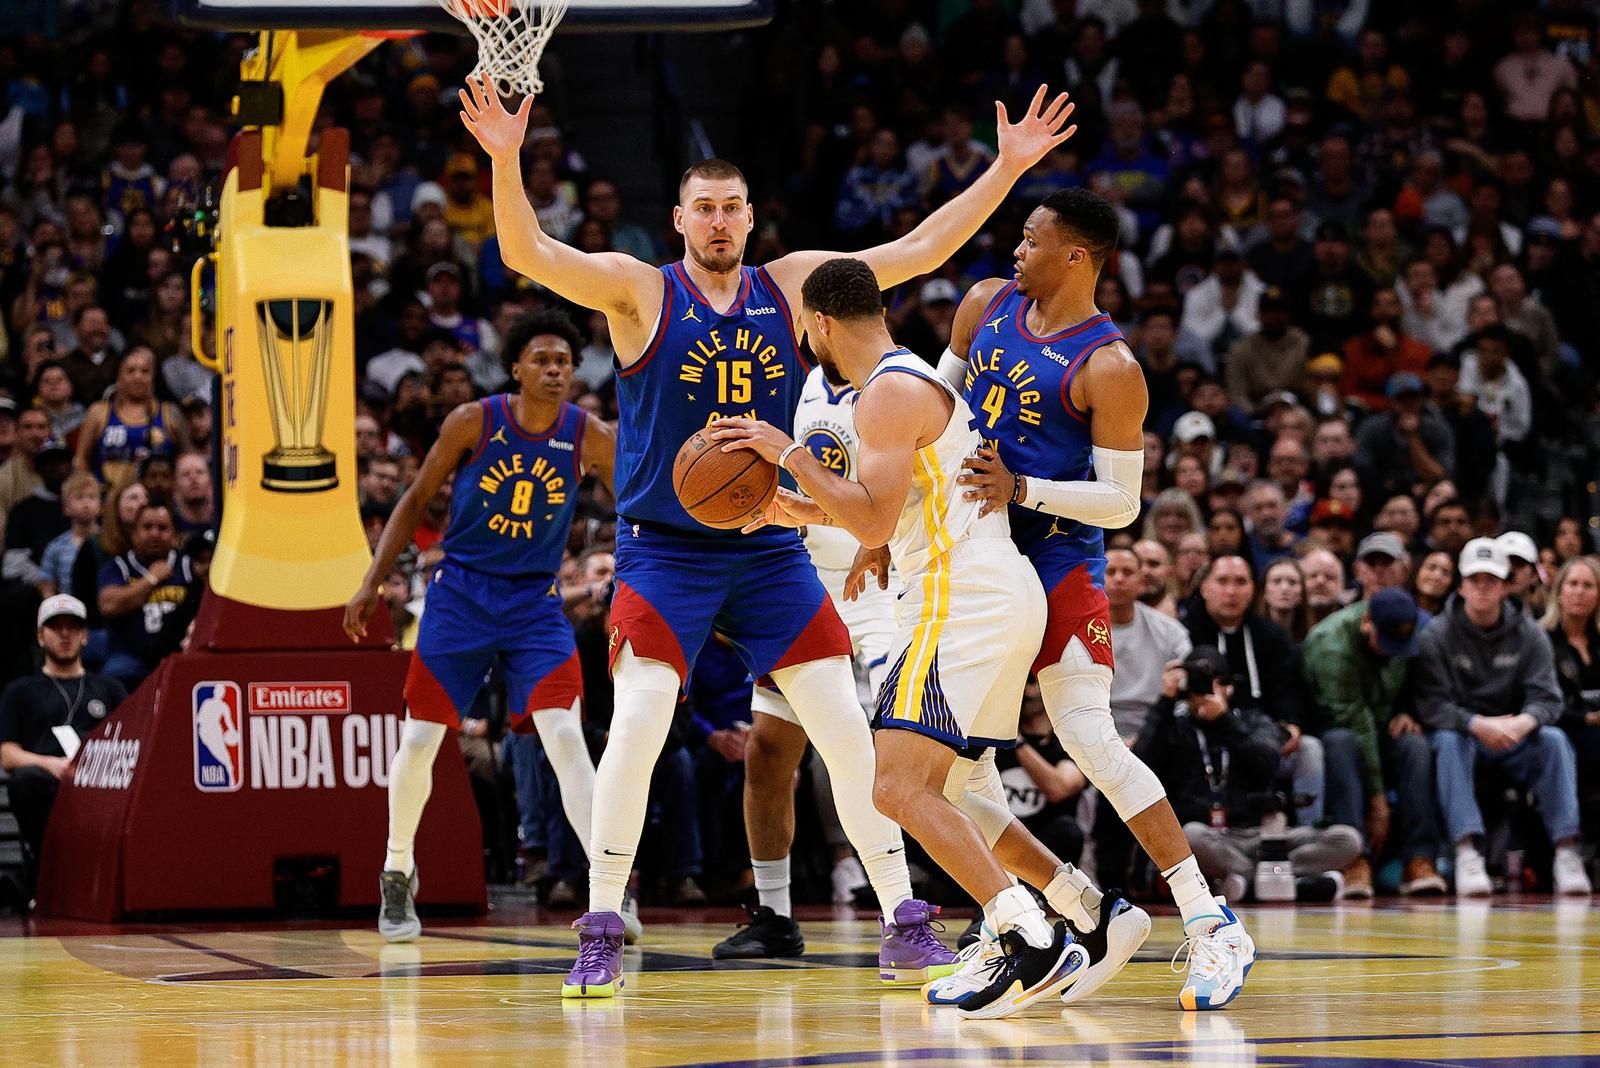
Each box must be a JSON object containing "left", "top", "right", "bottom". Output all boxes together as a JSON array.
[{"left": 672, "top": 428, "right": 779, "bottom": 530}]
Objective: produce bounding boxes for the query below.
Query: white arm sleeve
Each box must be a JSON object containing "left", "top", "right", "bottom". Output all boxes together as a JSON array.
[
  {"left": 1017, "top": 446, "right": 1144, "bottom": 529},
  {"left": 935, "top": 347, "right": 968, "bottom": 393}
]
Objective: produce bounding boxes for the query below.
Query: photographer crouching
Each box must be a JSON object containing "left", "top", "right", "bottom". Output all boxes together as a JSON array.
[{"left": 1139, "top": 647, "right": 1361, "bottom": 902}]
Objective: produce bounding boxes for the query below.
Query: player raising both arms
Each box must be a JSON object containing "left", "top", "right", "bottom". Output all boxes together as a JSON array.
[
  {"left": 940, "top": 188, "right": 1257, "bottom": 1010},
  {"left": 343, "top": 310, "right": 617, "bottom": 944},
  {"left": 457, "top": 73, "right": 1076, "bottom": 998}
]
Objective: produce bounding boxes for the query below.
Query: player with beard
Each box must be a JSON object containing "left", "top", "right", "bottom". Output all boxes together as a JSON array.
[
  {"left": 925, "top": 188, "right": 1258, "bottom": 1010},
  {"left": 457, "top": 74, "right": 1078, "bottom": 998}
]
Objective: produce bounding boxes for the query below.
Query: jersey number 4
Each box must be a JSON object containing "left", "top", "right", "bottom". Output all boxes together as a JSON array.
[{"left": 978, "top": 383, "right": 1006, "bottom": 429}]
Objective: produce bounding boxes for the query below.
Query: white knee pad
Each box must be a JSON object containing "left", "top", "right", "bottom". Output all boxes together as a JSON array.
[
  {"left": 942, "top": 754, "right": 1015, "bottom": 848},
  {"left": 1038, "top": 640, "right": 1166, "bottom": 822}
]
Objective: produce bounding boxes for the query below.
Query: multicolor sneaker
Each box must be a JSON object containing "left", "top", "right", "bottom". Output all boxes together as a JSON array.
[
  {"left": 1059, "top": 891, "right": 1151, "bottom": 1006},
  {"left": 1173, "top": 898, "right": 1256, "bottom": 1011},
  {"left": 959, "top": 921, "right": 1088, "bottom": 1019},
  {"left": 879, "top": 899, "right": 959, "bottom": 985},
  {"left": 922, "top": 923, "right": 1003, "bottom": 1006},
  {"left": 561, "top": 911, "right": 626, "bottom": 999},
  {"left": 378, "top": 868, "right": 420, "bottom": 943}
]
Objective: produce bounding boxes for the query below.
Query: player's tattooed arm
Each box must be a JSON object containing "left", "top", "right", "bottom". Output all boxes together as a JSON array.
[
  {"left": 342, "top": 402, "right": 483, "bottom": 641},
  {"left": 765, "top": 87, "right": 1076, "bottom": 298}
]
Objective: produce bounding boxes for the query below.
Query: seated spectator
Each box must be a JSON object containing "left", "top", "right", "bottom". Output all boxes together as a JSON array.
[
  {"left": 1422, "top": 497, "right": 1473, "bottom": 559},
  {"left": 1305, "top": 588, "right": 1446, "bottom": 899},
  {"left": 32, "top": 361, "right": 86, "bottom": 446},
  {"left": 1543, "top": 556, "right": 1600, "bottom": 849},
  {"left": 38, "top": 472, "right": 99, "bottom": 598},
  {"left": 1409, "top": 549, "right": 1457, "bottom": 617},
  {"left": 1179, "top": 245, "right": 1264, "bottom": 358},
  {"left": 1299, "top": 548, "right": 1350, "bottom": 628},
  {"left": 835, "top": 129, "right": 918, "bottom": 239},
  {"left": 73, "top": 347, "right": 186, "bottom": 487},
  {"left": 170, "top": 453, "right": 213, "bottom": 534},
  {"left": 1496, "top": 531, "right": 1544, "bottom": 619},
  {"left": 1305, "top": 499, "right": 1357, "bottom": 560},
  {"left": 1353, "top": 373, "right": 1454, "bottom": 501},
  {"left": 1372, "top": 493, "right": 1421, "bottom": 548},
  {"left": 1242, "top": 480, "right": 1295, "bottom": 573},
  {"left": 996, "top": 680, "right": 1086, "bottom": 876},
  {"left": 59, "top": 304, "right": 121, "bottom": 404},
  {"left": 0, "top": 594, "right": 127, "bottom": 896},
  {"left": 1142, "top": 488, "right": 1204, "bottom": 561},
  {"left": 1107, "top": 546, "right": 1193, "bottom": 742},
  {"left": 1299, "top": 221, "right": 1374, "bottom": 350},
  {"left": 2, "top": 436, "right": 71, "bottom": 597},
  {"left": 1225, "top": 287, "right": 1308, "bottom": 409},
  {"left": 1132, "top": 537, "right": 1180, "bottom": 618},
  {"left": 1140, "top": 645, "right": 1360, "bottom": 901},
  {"left": 1174, "top": 532, "right": 1210, "bottom": 594},
  {"left": 582, "top": 180, "right": 658, "bottom": 264},
  {"left": 1353, "top": 531, "right": 1411, "bottom": 600},
  {"left": 1457, "top": 325, "right": 1532, "bottom": 456},
  {"left": 0, "top": 409, "right": 50, "bottom": 542},
  {"left": 1340, "top": 288, "right": 1433, "bottom": 413},
  {"left": 1415, "top": 538, "right": 1590, "bottom": 896},
  {"left": 95, "top": 502, "right": 193, "bottom": 689},
  {"left": 1256, "top": 558, "right": 1311, "bottom": 643},
  {"left": 1396, "top": 255, "right": 1471, "bottom": 354}
]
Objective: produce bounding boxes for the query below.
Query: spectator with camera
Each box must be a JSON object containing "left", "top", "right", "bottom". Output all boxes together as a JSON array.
[
  {"left": 1139, "top": 646, "right": 1361, "bottom": 902},
  {"left": 1415, "top": 538, "right": 1590, "bottom": 896},
  {"left": 1304, "top": 587, "right": 1446, "bottom": 898}
]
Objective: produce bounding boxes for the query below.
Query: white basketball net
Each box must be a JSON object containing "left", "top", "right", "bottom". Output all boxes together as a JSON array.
[{"left": 439, "top": 0, "right": 569, "bottom": 98}]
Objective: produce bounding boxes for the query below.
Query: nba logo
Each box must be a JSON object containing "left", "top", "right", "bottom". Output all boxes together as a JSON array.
[{"left": 193, "top": 681, "right": 244, "bottom": 792}]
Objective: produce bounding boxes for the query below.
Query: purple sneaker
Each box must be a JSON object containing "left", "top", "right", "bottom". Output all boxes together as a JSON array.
[
  {"left": 880, "top": 899, "right": 959, "bottom": 986},
  {"left": 561, "top": 911, "right": 626, "bottom": 999}
]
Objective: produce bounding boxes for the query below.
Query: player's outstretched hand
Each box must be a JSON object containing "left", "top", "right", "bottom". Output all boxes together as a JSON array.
[
  {"left": 995, "top": 84, "right": 1077, "bottom": 176},
  {"left": 342, "top": 582, "right": 382, "bottom": 642},
  {"left": 708, "top": 417, "right": 793, "bottom": 463},
  {"left": 457, "top": 71, "right": 533, "bottom": 162},
  {"left": 740, "top": 488, "right": 821, "bottom": 534},
  {"left": 844, "top": 544, "right": 890, "bottom": 602},
  {"left": 958, "top": 445, "right": 1022, "bottom": 517}
]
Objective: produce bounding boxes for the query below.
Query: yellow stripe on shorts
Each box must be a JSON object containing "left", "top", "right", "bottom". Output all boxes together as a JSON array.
[{"left": 892, "top": 447, "right": 954, "bottom": 725}]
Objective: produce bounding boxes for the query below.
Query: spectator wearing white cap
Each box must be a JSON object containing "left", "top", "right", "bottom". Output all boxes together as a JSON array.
[
  {"left": 1496, "top": 530, "right": 1544, "bottom": 618},
  {"left": 1414, "top": 538, "right": 1590, "bottom": 897},
  {"left": 1170, "top": 410, "right": 1219, "bottom": 477},
  {"left": 892, "top": 278, "right": 960, "bottom": 360},
  {"left": 0, "top": 594, "right": 126, "bottom": 895}
]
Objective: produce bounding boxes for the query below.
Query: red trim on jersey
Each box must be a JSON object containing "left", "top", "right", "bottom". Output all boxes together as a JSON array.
[
  {"left": 769, "top": 596, "right": 853, "bottom": 674},
  {"left": 975, "top": 280, "right": 1018, "bottom": 341},
  {"left": 1059, "top": 331, "right": 1124, "bottom": 424},
  {"left": 462, "top": 397, "right": 495, "bottom": 467},
  {"left": 758, "top": 266, "right": 805, "bottom": 368},
  {"left": 608, "top": 580, "right": 689, "bottom": 682},
  {"left": 1018, "top": 307, "right": 1111, "bottom": 345},
  {"left": 403, "top": 654, "right": 461, "bottom": 725},
  {"left": 1033, "top": 567, "right": 1115, "bottom": 674},
  {"left": 618, "top": 272, "right": 673, "bottom": 379},
  {"left": 511, "top": 650, "right": 585, "bottom": 733},
  {"left": 500, "top": 393, "right": 566, "bottom": 443},
  {"left": 672, "top": 261, "right": 751, "bottom": 317}
]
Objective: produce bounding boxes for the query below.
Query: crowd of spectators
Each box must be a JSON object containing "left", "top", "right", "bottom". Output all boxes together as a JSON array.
[{"left": 3, "top": 0, "right": 1600, "bottom": 907}]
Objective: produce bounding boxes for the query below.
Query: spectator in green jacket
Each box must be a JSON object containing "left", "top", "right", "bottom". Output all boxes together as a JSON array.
[{"left": 1304, "top": 588, "right": 1446, "bottom": 898}]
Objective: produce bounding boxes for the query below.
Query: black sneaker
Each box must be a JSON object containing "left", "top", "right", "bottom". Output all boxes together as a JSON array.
[
  {"left": 958, "top": 920, "right": 1088, "bottom": 1020},
  {"left": 712, "top": 906, "right": 805, "bottom": 960},
  {"left": 1060, "top": 889, "right": 1152, "bottom": 1005},
  {"left": 1295, "top": 872, "right": 1342, "bottom": 902}
]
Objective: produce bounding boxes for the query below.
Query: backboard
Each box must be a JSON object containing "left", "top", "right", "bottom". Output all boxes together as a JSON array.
[{"left": 174, "top": 0, "right": 774, "bottom": 33}]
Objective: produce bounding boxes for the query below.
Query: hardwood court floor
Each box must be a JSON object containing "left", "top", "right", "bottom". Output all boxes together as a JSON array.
[{"left": 1, "top": 898, "right": 1596, "bottom": 1066}]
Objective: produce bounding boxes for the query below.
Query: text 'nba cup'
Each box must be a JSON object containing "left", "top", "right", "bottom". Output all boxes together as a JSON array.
[{"left": 257, "top": 297, "right": 338, "bottom": 493}]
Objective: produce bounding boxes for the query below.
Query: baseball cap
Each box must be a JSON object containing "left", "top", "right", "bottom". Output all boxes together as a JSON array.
[
  {"left": 1526, "top": 216, "right": 1563, "bottom": 243},
  {"left": 1496, "top": 530, "right": 1539, "bottom": 565},
  {"left": 920, "top": 278, "right": 959, "bottom": 305},
  {"left": 1459, "top": 537, "right": 1510, "bottom": 580},
  {"left": 1213, "top": 468, "right": 1248, "bottom": 491},
  {"left": 1310, "top": 498, "right": 1354, "bottom": 526},
  {"left": 1367, "top": 587, "right": 1429, "bottom": 657},
  {"left": 35, "top": 437, "right": 71, "bottom": 461},
  {"left": 1173, "top": 411, "right": 1215, "bottom": 443},
  {"left": 1259, "top": 286, "right": 1288, "bottom": 312},
  {"left": 410, "top": 181, "right": 447, "bottom": 213},
  {"left": 1306, "top": 352, "right": 1343, "bottom": 377},
  {"left": 1259, "top": 389, "right": 1298, "bottom": 413},
  {"left": 37, "top": 593, "right": 87, "bottom": 630},
  {"left": 426, "top": 260, "right": 462, "bottom": 283},
  {"left": 0, "top": 397, "right": 16, "bottom": 419},
  {"left": 1357, "top": 531, "right": 1409, "bottom": 562},
  {"left": 1386, "top": 371, "right": 1424, "bottom": 398}
]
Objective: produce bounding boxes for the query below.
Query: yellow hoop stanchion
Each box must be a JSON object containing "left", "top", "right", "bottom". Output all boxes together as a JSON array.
[{"left": 191, "top": 253, "right": 219, "bottom": 372}]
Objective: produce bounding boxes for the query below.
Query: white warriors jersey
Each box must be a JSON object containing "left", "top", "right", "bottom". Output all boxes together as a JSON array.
[
  {"left": 863, "top": 349, "right": 1009, "bottom": 579},
  {"left": 793, "top": 365, "right": 864, "bottom": 572}
]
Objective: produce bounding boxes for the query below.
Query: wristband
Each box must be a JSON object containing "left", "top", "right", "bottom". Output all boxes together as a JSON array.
[
  {"left": 1010, "top": 473, "right": 1023, "bottom": 505},
  {"left": 777, "top": 442, "right": 805, "bottom": 472}
]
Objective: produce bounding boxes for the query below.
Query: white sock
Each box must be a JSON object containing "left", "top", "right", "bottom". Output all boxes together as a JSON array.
[
  {"left": 984, "top": 884, "right": 1054, "bottom": 949},
  {"left": 752, "top": 857, "right": 792, "bottom": 916},
  {"left": 587, "top": 647, "right": 679, "bottom": 914},
  {"left": 859, "top": 842, "right": 915, "bottom": 920},
  {"left": 384, "top": 718, "right": 447, "bottom": 875},
  {"left": 1164, "top": 855, "right": 1225, "bottom": 933},
  {"left": 1043, "top": 863, "right": 1101, "bottom": 930},
  {"left": 770, "top": 656, "right": 908, "bottom": 920},
  {"left": 530, "top": 700, "right": 595, "bottom": 857}
]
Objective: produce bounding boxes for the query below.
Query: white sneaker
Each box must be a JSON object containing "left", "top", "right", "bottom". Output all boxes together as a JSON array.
[
  {"left": 1454, "top": 850, "right": 1492, "bottom": 897},
  {"left": 620, "top": 889, "right": 644, "bottom": 944},
  {"left": 1059, "top": 892, "right": 1152, "bottom": 1006},
  {"left": 921, "top": 929, "right": 1004, "bottom": 1006},
  {"left": 1220, "top": 873, "right": 1249, "bottom": 904},
  {"left": 1554, "top": 849, "right": 1593, "bottom": 897},
  {"left": 1173, "top": 898, "right": 1256, "bottom": 1011},
  {"left": 831, "top": 856, "right": 868, "bottom": 905}
]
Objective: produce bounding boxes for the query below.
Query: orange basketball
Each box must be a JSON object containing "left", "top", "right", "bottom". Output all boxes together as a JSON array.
[{"left": 673, "top": 428, "right": 780, "bottom": 531}]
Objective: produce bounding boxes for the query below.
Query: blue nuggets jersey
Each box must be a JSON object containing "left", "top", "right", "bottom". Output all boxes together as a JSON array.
[
  {"left": 442, "top": 395, "right": 586, "bottom": 576},
  {"left": 962, "top": 282, "right": 1125, "bottom": 587},
  {"left": 615, "top": 262, "right": 811, "bottom": 535}
]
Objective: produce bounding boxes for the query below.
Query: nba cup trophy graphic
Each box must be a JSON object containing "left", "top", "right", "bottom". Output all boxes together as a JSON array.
[
  {"left": 36, "top": 28, "right": 484, "bottom": 920},
  {"left": 258, "top": 298, "right": 338, "bottom": 493}
]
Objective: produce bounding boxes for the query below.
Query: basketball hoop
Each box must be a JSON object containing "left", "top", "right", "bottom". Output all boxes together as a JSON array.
[{"left": 439, "top": 0, "right": 569, "bottom": 98}]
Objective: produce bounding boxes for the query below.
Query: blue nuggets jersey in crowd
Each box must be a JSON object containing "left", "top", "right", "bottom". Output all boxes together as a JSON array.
[
  {"left": 962, "top": 282, "right": 1125, "bottom": 588},
  {"left": 442, "top": 395, "right": 587, "bottom": 576},
  {"left": 615, "top": 262, "right": 811, "bottom": 535}
]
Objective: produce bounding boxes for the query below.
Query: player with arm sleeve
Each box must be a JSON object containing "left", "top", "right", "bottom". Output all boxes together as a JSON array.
[
  {"left": 457, "top": 73, "right": 1077, "bottom": 998},
  {"left": 342, "top": 310, "right": 617, "bottom": 945},
  {"left": 933, "top": 189, "right": 1256, "bottom": 1010}
]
